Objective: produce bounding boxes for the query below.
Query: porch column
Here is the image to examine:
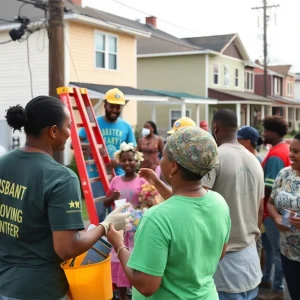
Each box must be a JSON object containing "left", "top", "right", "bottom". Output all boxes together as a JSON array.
[
  {"left": 205, "top": 104, "right": 209, "bottom": 123},
  {"left": 151, "top": 104, "right": 156, "bottom": 123},
  {"left": 236, "top": 103, "right": 241, "bottom": 127},
  {"left": 293, "top": 107, "right": 297, "bottom": 131},
  {"left": 181, "top": 102, "right": 186, "bottom": 117},
  {"left": 261, "top": 105, "right": 265, "bottom": 121},
  {"left": 285, "top": 107, "right": 289, "bottom": 123},
  {"left": 196, "top": 104, "right": 200, "bottom": 126},
  {"left": 246, "top": 104, "right": 250, "bottom": 126}
]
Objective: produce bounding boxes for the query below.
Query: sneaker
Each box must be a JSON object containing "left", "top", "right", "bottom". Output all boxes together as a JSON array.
[
  {"left": 259, "top": 281, "right": 272, "bottom": 289},
  {"left": 258, "top": 291, "right": 284, "bottom": 300}
]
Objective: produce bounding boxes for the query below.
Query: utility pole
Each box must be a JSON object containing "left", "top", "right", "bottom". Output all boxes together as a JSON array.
[
  {"left": 252, "top": 0, "right": 279, "bottom": 98},
  {"left": 48, "top": 0, "right": 65, "bottom": 164}
]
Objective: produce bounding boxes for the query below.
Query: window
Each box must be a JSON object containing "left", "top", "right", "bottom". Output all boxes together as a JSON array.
[
  {"left": 235, "top": 69, "right": 239, "bottom": 87},
  {"left": 224, "top": 65, "right": 230, "bottom": 86},
  {"left": 213, "top": 63, "right": 219, "bottom": 84},
  {"left": 244, "top": 71, "right": 253, "bottom": 91},
  {"left": 170, "top": 110, "right": 191, "bottom": 128},
  {"left": 287, "top": 82, "right": 293, "bottom": 96},
  {"left": 274, "top": 77, "right": 282, "bottom": 95},
  {"left": 95, "top": 32, "right": 118, "bottom": 70}
]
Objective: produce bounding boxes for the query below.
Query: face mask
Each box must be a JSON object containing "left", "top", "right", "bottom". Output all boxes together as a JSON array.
[{"left": 141, "top": 128, "right": 151, "bottom": 137}]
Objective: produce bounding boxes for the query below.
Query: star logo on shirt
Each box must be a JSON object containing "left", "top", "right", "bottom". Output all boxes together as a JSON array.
[
  {"left": 69, "top": 200, "right": 81, "bottom": 209},
  {"left": 69, "top": 201, "right": 75, "bottom": 208}
]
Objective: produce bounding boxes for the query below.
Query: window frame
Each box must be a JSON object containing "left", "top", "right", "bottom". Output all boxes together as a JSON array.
[
  {"left": 287, "top": 81, "right": 293, "bottom": 96},
  {"left": 94, "top": 30, "right": 119, "bottom": 71},
  {"left": 235, "top": 68, "right": 239, "bottom": 88},
  {"left": 244, "top": 70, "right": 254, "bottom": 91},
  {"left": 169, "top": 109, "right": 192, "bottom": 129},
  {"left": 213, "top": 63, "right": 219, "bottom": 85},
  {"left": 224, "top": 64, "right": 230, "bottom": 87}
]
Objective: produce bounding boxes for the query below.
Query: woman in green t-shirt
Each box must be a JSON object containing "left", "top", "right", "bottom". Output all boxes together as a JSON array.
[
  {"left": 0, "top": 96, "right": 129, "bottom": 300},
  {"left": 107, "top": 126, "right": 231, "bottom": 300}
]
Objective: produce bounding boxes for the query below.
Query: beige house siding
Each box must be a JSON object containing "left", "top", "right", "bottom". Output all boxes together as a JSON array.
[
  {"left": 137, "top": 55, "right": 206, "bottom": 95},
  {"left": 137, "top": 55, "right": 207, "bottom": 131},
  {"left": 209, "top": 55, "right": 245, "bottom": 91},
  {"left": 67, "top": 21, "right": 137, "bottom": 126},
  {"left": 137, "top": 102, "right": 206, "bottom": 136}
]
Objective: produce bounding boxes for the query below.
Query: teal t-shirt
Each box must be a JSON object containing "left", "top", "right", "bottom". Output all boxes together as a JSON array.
[
  {"left": 78, "top": 116, "right": 136, "bottom": 176},
  {"left": 0, "top": 150, "right": 84, "bottom": 300},
  {"left": 127, "top": 191, "right": 231, "bottom": 300}
]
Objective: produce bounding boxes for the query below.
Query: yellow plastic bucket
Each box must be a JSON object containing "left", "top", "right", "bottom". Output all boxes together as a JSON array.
[{"left": 61, "top": 253, "right": 113, "bottom": 300}]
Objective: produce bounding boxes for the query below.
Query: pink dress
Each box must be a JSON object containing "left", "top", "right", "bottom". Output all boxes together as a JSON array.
[{"left": 108, "top": 175, "right": 147, "bottom": 287}]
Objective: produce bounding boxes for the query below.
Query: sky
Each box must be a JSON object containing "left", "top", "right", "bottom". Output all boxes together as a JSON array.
[{"left": 84, "top": 0, "right": 300, "bottom": 72}]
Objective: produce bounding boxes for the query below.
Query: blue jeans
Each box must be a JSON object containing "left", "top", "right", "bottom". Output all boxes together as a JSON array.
[
  {"left": 218, "top": 287, "right": 258, "bottom": 300},
  {"left": 261, "top": 217, "right": 284, "bottom": 291},
  {"left": 91, "top": 181, "right": 112, "bottom": 222}
]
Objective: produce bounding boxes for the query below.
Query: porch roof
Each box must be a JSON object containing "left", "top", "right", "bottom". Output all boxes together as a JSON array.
[
  {"left": 145, "top": 90, "right": 218, "bottom": 104},
  {"left": 209, "top": 88, "right": 274, "bottom": 103},
  {"left": 269, "top": 96, "right": 300, "bottom": 106},
  {"left": 70, "top": 82, "right": 168, "bottom": 102}
]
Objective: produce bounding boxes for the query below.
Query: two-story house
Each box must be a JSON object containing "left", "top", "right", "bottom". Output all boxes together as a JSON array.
[
  {"left": 0, "top": 0, "right": 166, "bottom": 163},
  {"left": 136, "top": 17, "right": 272, "bottom": 133},
  {"left": 254, "top": 63, "right": 300, "bottom": 131},
  {"left": 295, "top": 73, "right": 300, "bottom": 100}
]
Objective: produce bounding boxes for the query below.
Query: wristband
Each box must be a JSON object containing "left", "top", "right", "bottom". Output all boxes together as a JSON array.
[{"left": 117, "top": 246, "right": 129, "bottom": 257}]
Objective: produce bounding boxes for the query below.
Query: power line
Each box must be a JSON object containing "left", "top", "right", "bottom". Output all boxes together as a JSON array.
[
  {"left": 111, "top": 0, "right": 201, "bottom": 35},
  {"left": 252, "top": 1, "right": 279, "bottom": 98},
  {"left": 0, "top": 40, "right": 13, "bottom": 45}
]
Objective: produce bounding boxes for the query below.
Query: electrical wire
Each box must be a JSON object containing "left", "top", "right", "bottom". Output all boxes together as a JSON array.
[
  {"left": 26, "top": 36, "right": 34, "bottom": 98},
  {"left": 111, "top": 0, "right": 201, "bottom": 35},
  {"left": 18, "top": 3, "right": 27, "bottom": 16},
  {"left": 0, "top": 40, "right": 13, "bottom": 45}
]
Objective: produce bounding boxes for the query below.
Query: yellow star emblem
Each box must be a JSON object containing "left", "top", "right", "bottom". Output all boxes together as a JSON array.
[
  {"left": 74, "top": 201, "right": 80, "bottom": 208},
  {"left": 69, "top": 201, "right": 75, "bottom": 208}
]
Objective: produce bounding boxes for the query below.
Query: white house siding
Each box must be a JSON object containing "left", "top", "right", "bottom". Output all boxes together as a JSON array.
[{"left": 0, "top": 29, "right": 49, "bottom": 149}]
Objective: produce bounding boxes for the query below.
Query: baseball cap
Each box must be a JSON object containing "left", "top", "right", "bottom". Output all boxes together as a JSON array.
[
  {"left": 167, "top": 117, "right": 197, "bottom": 134},
  {"left": 167, "top": 127, "right": 218, "bottom": 176},
  {"left": 237, "top": 126, "right": 259, "bottom": 144},
  {"left": 105, "top": 88, "right": 125, "bottom": 105}
]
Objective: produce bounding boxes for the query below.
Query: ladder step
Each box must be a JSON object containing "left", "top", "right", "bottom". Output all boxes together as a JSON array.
[
  {"left": 94, "top": 196, "right": 106, "bottom": 203},
  {"left": 85, "top": 159, "right": 95, "bottom": 165},
  {"left": 77, "top": 122, "right": 96, "bottom": 128},
  {"left": 89, "top": 176, "right": 100, "bottom": 183},
  {"left": 89, "top": 174, "right": 113, "bottom": 183}
]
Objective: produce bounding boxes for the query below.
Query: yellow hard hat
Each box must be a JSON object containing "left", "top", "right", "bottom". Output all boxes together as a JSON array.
[
  {"left": 167, "top": 117, "right": 197, "bottom": 134},
  {"left": 105, "top": 88, "right": 125, "bottom": 105}
]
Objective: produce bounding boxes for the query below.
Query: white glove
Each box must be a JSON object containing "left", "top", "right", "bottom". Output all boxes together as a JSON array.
[{"left": 100, "top": 203, "right": 130, "bottom": 235}]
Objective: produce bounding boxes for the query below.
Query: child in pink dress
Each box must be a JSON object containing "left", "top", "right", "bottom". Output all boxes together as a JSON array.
[{"left": 103, "top": 142, "right": 146, "bottom": 300}]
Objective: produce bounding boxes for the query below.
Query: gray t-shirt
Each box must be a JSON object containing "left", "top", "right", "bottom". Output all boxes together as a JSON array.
[
  {"left": 202, "top": 143, "right": 264, "bottom": 293},
  {"left": 203, "top": 143, "right": 264, "bottom": 251}
]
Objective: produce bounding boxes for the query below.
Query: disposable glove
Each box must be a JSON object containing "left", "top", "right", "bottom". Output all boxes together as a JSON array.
[{"left": 100, "top": 203, "right": 130, "bottom": 235}]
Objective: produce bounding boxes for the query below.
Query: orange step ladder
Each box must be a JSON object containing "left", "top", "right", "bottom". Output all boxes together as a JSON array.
[{"left": 57, "top": 86, "right": 115, "bottom": 225}]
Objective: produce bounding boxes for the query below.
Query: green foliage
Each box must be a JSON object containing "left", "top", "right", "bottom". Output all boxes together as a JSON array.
[{"left": 289, "top": 129, "right": 297, "bottom": 137}]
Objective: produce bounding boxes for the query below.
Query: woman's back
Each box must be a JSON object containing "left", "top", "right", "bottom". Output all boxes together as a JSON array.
[
  {"left": 0, "top": 149, "right": 84, "bottom": 300},
  {"left": 128, "top": 191, "right": 231, "bottom": 300}
]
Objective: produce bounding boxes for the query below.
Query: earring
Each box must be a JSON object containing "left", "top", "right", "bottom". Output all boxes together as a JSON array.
[{"left": 169, "top": 173, "right": 173, "bottom": 178}]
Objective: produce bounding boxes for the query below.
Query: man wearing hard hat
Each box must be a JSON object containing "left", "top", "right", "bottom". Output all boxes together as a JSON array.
[
  {"left": 167, "top": 116, "right": 197, "bottom": 134},
  {"left": 77, "top": 88, "right": 136, "bottom": 221}
]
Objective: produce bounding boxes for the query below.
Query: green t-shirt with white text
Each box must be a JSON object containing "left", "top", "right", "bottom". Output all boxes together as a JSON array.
[
  {"left": 128, "top": 192, "right": 231, "bottom": 300},
  {"left": 0, "top": 149, "right": 84, "bottom": 300}
]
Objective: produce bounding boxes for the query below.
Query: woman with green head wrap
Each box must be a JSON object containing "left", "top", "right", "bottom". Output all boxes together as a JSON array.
[{"left": 107, "top": 127, "right": 231, "bottom": 299}]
